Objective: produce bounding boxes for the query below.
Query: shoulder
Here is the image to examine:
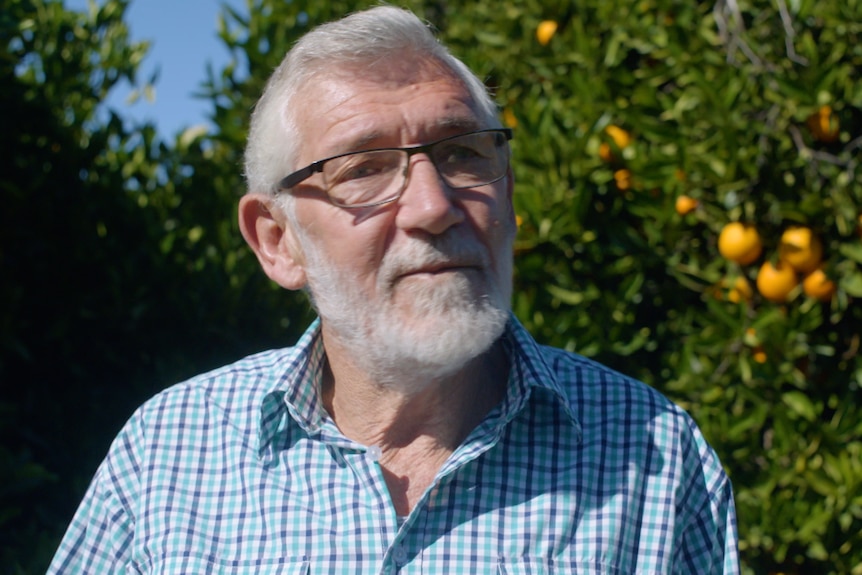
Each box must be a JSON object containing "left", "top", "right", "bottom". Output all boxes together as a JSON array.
[
  {"left": 109, "top": 345, "right": 307, "bottom": 463},
  {"left": 507, "top": 316, "right": 677, "bottom": 422},
  {"left": 139, "top": 348, "right": 292, "bottom": 421},
  {"left": 531, "top": 343, "right": 723, "bottom": 478},
  {"left": 532, "top": 343, "right": 683, "bottom": 424}
]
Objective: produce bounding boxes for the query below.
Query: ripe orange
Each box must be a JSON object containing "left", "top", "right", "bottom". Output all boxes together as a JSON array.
[
  {"left": 614, "top": 169, "right": 632, "bottom": 191},
  {"left": 503, "top": 107, "right": 518, "bottom": 129},
  {"left": 752, "top": 346, "right": 768, "bottom": 364},
  {"left": 598, "top": 142, "right": 613, "bottom": 163},
  {"left": 605, "top": 125, "right": 632, "bottom": 149},
  {"left": 675, "top": 195, "right": 699, "bottom": 216},
  {"left": 778, "top": 226, "right": 823, "bottom": 274},
  {"left": 756, "top": 260, "right": 798, "bottom": 303},
  {"left": 718, "top": 222, "right": 763, "bottom": 265},
  {"left": 806, "top": 105, "right": 840, "bottom": 143},
  {"left": 727, "top": 276, "right": 753, "bottom": 303},
  {"left": 710, "top": 276, "right": 753, "bottom": 303},
  {"left": 536, "top": 20, "right": 558, "bottom": 45},
  {"left": 802, "top": 268, "right": 836, "bottom": 302}
]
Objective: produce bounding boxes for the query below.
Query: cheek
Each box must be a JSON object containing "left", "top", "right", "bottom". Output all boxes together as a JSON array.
[
  {"left": 485, "top": 195, "right": 517, "bottom": 244},
  {"left": 294, "top": 202, "right": 384, "bottom": 270}
]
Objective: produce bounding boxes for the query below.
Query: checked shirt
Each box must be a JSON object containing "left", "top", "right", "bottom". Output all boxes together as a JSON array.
[{"left": 49, "top": 315, "right": 739, "bottom": 574}]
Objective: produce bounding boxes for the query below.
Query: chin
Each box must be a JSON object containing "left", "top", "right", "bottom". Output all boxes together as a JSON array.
[
  {"left": 363, "top": 288, "right": 511, "bottom": 384},
  {"left": 372, "top": 314, "right": 508, "bottom": 386},
  {"left": 319, "top": 278, "right": 510, "bottom": 385}
]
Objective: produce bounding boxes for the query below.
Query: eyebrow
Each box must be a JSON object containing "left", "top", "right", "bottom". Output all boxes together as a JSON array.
[
  {"left": 332, "top": 116, "right": 483, "bottom": 156},
  {"left": 433, "top": 116, "right": 483, "bottom": 134}
]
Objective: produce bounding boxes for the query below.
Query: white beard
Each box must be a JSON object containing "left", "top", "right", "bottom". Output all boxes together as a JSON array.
[{"left": 300, "top": 228, "right": 513, "bottom": 387}]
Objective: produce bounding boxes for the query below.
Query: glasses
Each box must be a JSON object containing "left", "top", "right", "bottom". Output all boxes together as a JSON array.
[{"left": 277, "top": 128, "right": 513, "bottom": 209}]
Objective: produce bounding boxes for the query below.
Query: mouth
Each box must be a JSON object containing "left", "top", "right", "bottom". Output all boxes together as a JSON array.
[{"left": 396, "top": 263, "right": 480, "bottom": 281}]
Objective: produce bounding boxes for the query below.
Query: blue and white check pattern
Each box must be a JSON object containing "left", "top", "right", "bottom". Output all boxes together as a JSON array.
[{"left": 49, "top": 315, "right": 739, "bottom": 574}]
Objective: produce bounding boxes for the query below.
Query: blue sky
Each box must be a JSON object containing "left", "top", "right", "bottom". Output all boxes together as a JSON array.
[{"left": 67, "top": 0, "right": 246, "bottom": 137}]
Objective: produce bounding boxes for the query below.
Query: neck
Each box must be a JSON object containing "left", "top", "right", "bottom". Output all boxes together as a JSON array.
[
  {"left": 320, "top": 331, "right": 509, "bottom": 450},
  {"left": 319, "top": 328, "right": 509, "bottom": 515}
]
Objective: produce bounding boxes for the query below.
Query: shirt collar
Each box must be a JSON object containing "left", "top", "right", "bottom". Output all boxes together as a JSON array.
[
  {"left": 500, "top": 313, "right": 581, "bottom": 429},
  {"left": 258, "top": 318, "right": 327, "bottom": 460},
  {"left": 258, "top": 313, "right": 581, "bottom": 459}
]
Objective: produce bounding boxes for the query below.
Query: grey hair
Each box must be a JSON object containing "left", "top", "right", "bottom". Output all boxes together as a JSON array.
[{"left": 243, "top": 5, "right": 501, "bottom": 199}]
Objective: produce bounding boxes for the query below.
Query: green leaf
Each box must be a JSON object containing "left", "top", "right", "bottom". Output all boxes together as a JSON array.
[
  {"left": 545, "top": 284, "right": 585, "bottom": 306},
  {"left": 842, "top": 272, "right": 862, "bottom": 297},
  {"left": 839, "top": 242, "right": 862, "bottom": 264},
  {"left": 782, "top": 391, "right": 818, "bottom": 422}
]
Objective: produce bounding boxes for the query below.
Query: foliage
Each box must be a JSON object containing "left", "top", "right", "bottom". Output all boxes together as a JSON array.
[
  {"left": 0, "top": 0, "right": 311, "bottom": 571},
  {"left": 3, "top": 0, "right": 860, "bottom": 573}
]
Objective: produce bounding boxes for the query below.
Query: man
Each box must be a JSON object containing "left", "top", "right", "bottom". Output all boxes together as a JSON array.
[{"left": 50, "top": 6, "right": 739, "bottom": 574}]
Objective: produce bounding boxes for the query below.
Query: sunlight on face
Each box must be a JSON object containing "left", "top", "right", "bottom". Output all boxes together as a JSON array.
[
  {"left": 285, "top": 67, "right": 516, "bottom": 386},
  {"left": 300, "top": 223, "right": 513, "bottom": 385}
]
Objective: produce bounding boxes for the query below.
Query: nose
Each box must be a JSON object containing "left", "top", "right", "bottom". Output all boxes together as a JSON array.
[{"left": 394, "top": 155, "right": 464, "bottom": 235}]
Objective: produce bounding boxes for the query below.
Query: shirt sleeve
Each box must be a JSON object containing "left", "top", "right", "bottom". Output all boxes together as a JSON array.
[
  {"left": 716, "top": 477, "right": 741, "bottom": 575},
  {"left": 674, "top": 425, "right": 741, "bottom": 575},
  {"left": 47, "top": 415, "right": 142, "bottom": 574}
]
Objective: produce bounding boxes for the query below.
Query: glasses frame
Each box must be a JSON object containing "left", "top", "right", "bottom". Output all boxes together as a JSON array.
[{"left": 277, "top": 128, "right": 513, "bottom": 209}]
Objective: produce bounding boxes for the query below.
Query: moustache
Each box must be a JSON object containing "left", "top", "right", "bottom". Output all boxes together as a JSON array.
[{"left": 381, "top": 233, "right": 490, "bottom": 286}]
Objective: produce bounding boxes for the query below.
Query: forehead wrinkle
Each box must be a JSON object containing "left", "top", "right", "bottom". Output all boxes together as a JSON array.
[
  {"left": 338, "top": 114, "right": 484, "bottom": 155},
  {"left": 299, "top": 72, "right": 485, "bottom": 161}
]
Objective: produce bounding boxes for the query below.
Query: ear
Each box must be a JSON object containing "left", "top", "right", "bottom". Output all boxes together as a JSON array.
[{"left": 238, "top": 194, "right": 307, "bottom": 290}]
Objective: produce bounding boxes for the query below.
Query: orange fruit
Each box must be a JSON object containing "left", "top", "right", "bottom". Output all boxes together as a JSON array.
[
  {"left": 778, "top": 226, "right": 823, "bottom": 274},
  {"left": 598, "top": 142, "right": 614, "bottom": 163},
  {"left": 614, "top": 169, "right": 632, "bottom": 191},
  {"left": 806, "top": 105, "right": 840, "bottom": 143},
  {"left": 752, "top": 346, "right": 768, "bottom": 364},
  {"left": 675, "top": 195, "right": 699, "bottom": 216},
  {"left": 605, "top": 125, "right": 632, "bottom": 149},
  {"left": 503, "top": 107, "right": 518, "bottom": 128},
  {"left": 536, "top": 20, "right": 558, "bottom": 45},
  {"left": 802, "top": 268, "right": 836, "bottom": 302},
  {"left": 727, "top": 276, "right": 753, "bottom": 303},
  {"left": 756, "top": 260, "right": 798, "bottom": 303},
  {"left": 710, "top": 276, "right": 753, "bottom": 303},
  {"left": 718, "top": 222, "right": 763, "bottom": 265}
]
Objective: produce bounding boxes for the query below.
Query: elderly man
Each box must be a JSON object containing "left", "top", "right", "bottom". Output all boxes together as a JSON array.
[{"left": 50, "top": 6, "right": 739, "bottom": 574}]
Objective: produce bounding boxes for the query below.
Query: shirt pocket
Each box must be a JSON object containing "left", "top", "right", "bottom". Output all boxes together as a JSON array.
[
  {"left": 138, "top": 554, "right": 309, "bottom": 575},
  {"left": 497, "top": 557, "right": 628, "bottom": 575}
]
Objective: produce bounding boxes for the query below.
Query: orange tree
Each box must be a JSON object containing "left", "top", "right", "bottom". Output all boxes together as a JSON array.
[
  {"left": 428, "top": 0, "right": 862, "bottom": 573},
  {"left": 203, "top": 0, "right": 862, "bottom": 572}
]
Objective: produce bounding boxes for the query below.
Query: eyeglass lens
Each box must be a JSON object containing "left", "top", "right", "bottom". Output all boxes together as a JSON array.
[{"left": 323, "top": 131, "right": 509, "bottom": 207}]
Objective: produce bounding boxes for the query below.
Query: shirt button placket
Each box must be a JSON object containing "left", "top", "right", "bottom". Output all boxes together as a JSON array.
[{"left": 392, "top": 543, "right": 408, "bottom": 566}]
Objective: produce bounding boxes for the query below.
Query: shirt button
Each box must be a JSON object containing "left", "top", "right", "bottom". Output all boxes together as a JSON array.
[
  {"left": 392, "top": 544, "right": 407, "bottom": 565},
  {"left": 366, "top": 445, "right": 382, "bottom": 462}
]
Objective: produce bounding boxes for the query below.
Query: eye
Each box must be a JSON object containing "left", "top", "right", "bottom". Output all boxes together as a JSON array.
[
  {"left": 437, "top": 143, "right": 486, "bottom": 165},
  {"left": 330, "top": 154, "right": 393, "bottom": 183}
]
